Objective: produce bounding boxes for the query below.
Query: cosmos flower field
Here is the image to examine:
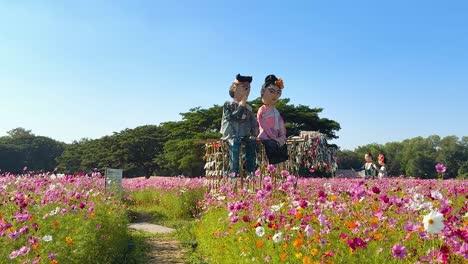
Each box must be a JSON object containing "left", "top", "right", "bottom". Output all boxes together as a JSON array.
[
  {"left": 193, "top": 174, "right": 468, "bottom": 263},
  {"left": 1, "top": 169, "right": 467, "bottom": 263},
  {"left": 0, "top": 173, "right": 128, "bottom": 263}
]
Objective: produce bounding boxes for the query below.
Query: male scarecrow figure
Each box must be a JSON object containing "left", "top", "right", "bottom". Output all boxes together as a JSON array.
[{"left": 220, "top": 74, "right": 258, "bottom": 176}]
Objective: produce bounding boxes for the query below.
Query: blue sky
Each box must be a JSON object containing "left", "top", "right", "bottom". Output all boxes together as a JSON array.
[{"left": 1, "top": 0, "right": 467, "bottom": 150}]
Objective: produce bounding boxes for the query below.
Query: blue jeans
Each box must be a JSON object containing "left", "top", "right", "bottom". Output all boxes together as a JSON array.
[{"left": 228, "top": 137, "right": 257, "bottom": 175}]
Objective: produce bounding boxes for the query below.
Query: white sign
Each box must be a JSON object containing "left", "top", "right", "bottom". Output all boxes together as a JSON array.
[{"left": 105, "top": 168, "right": 123, "bottom": 195}]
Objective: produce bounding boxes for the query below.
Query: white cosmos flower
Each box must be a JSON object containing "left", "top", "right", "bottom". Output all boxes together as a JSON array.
[
  {"left": 423, "top": 211, "right": 445, "bottom": 234},
  {"left": 255, "top": 226, "right": 265, "bottom": 237},
  {"left": 430, "top": 190, "right": 443, "bottom": 200},
  {"left": 43, "top": 235, "right": 53, "bottom": 242},
  {"left": 272, "top": 232, "right": 283, "bottom": 243},
  {"left": 270, "top": 204, "right": 282, "bottom": 212},
  {"left": 413, "top": 193, "right": 425, "bottom": 204},
  {"left": 49, "top": 207, "right": 60, "bottom": 216}
]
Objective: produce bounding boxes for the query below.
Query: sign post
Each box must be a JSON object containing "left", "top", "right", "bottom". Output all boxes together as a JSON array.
[{"left": 105, "top": 168, "right": 123, "bottom": 196}]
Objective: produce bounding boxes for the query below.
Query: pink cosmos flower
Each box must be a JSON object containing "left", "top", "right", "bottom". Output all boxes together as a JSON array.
[
  {"left": 392, "top": 243, "right": 407, "bottom": 259},
  {"left": 435, "top": 163, "right": 446, "bottom": 174},
  {"left": 372, "top": 186, "right": 381, "bottom": 194},
  {"left": 347, "top": 237, "right": 367, "bottom": 250},
  {"left": 457, "top": 243, "right": 468, "bottom": 259},
  {"left": 267, "top": 164, "right": 276, "bottom": 172}
]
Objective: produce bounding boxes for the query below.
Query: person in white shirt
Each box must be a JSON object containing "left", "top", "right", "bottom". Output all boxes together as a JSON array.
[{"left": 377, "top": 153, "right": 388, "bottom": 179}]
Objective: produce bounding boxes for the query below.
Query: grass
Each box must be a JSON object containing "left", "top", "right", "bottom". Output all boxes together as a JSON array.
[{"left": 124, "top": 187, "right": 207, "bottom": 263}]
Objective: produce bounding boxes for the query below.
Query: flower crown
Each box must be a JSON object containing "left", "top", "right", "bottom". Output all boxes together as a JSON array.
[
  {"left": 274, "top": 78, "right": 284, "bottom": 89},
  {"left": 264, "top": 74, "right": 284, "bottom": 89},
  {"left": 378, "top": 154, "right": 385, "bottom": 163}
]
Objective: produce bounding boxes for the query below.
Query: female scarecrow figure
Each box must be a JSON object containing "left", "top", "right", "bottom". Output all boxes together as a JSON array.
[{"left": 257, "top": 74, "right": 288, "bottom": 164}]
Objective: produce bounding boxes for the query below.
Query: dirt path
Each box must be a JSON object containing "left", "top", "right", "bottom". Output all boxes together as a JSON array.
[
  {"left": 128, "top": 211, "right": 186, "bottom": 264},
  {"left": 145, "top": 237, "right": 186, "bottom": 264}
]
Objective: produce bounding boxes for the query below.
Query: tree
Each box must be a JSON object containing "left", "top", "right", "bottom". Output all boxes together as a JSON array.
[
  {"left": 0, "top": 129, "right": 64, "bottom": 173},
  {"left": 383, "top": 142, "right": 405, "bottom": 176},
  {"left": 117, "top": 125, "right": 168, "bottom": 178},
  {"left": 0, "top": 143, "right": 25, "bottom": 173},
  {"left": 336, "top": 150, "right": 361, "bottom": 169},
  {"left": 435, "top": 136, "right": 466, "bottom": 178},
  {"left": 457, "top": 161, "right": 468, "bottom": 179},
  {"left": 7, "top": 127, "right": 35, "bottom": 138}
]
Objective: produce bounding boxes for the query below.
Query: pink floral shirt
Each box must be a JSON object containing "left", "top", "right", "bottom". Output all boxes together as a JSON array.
[{"left": 257, "top": 105, "right": 286, "bottom": 142}]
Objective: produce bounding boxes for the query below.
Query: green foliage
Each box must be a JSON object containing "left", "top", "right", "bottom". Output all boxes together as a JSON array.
[
  {"left": 126, "top": 188, "right": 205, "bottom": 224},
  {"left": 118, "top": 231, "right": 151, "bottom": 264},
  {"left": 0, "top": 128, "right": 65, "bottom": 173},
  {"left": 457, "top": 160, "right": 468, "bottom": 179},
  {"left": 336, "top": 150, "right": 361, "bottom": 169},
  {"left": 57, "top": 125, "right": 168, "bottom": 177},
  {"left": 126, "top": 186, "right": 207, "bottom": 263}
]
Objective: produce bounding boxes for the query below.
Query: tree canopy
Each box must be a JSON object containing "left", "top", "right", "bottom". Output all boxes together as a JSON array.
[{"left": 0, "top": 128, "right": 65, "bottom": 173}]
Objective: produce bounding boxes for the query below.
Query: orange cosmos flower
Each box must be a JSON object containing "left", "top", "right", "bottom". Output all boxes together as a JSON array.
[
  {"left": 293, "top": 238, "right": 304, "bottom": 249},
  {"left": 369, "top": 217, "right": 379, "bottom": 225},
  {"left": 345, "top": 221, "right": 357, "bottom": 229},
  {"left": 280, "top": 252, "right": 287, "bottom": 261},
  {"left": 302, "top": 256, "right": 312, "bottom": 264},
  {"left": 295, "top": 211, "right": 303, "bottom": 219},
  {"left": 310, "top": 248, "right": 318, "bottom": 256},
  {"left": 65, "top": 236, "right": 73, "bottom": 245},
  {"left": 256, "top": 240, "right": 264, "bottom": 248},
  {"left": 32, "top": 243, "right": 40, "bottom": 250},
  {"left": 313, "top": 234, "right": 320, "bottom": 243},
  {"left": 373, "top": 233, "right": 383, "bottom": 241}
]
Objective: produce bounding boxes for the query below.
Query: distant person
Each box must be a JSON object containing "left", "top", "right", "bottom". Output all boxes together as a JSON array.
[
  {"left": 257, "top": 74, "right": 288, "bottom": 164},
  {"left": 359, "top": 152, "right": 378, "bottom": 179},
  {"left": 220, "top": 74, "right": 258, "bottom": 177},
  {"left": 377, "top": 153, "right": 388, "bottom": 179}
]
